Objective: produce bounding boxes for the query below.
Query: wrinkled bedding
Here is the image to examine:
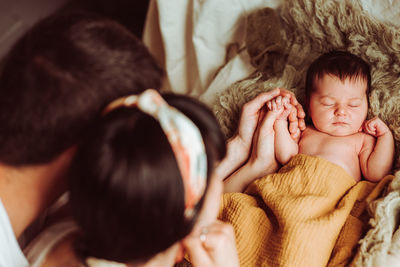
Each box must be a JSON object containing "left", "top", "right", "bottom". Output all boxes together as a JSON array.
[
  {"left": 220, "top": 154, "right": 392, "bottom": 267},
  {"left": 143, "top": 0, "right": 400, "bottom": 104}
]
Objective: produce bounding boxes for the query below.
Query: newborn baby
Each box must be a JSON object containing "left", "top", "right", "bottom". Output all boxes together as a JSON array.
[{"left": 269, "top": 51, "right": 394, "bottom": 181}]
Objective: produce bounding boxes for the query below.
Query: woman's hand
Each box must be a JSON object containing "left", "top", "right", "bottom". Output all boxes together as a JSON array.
[
  {"left": 214, "top": 89, "right": 282, "bottom": 181},
  {"left": 230, "top": 88, "right": 304, "bottom": 164},
  {"left": 234, "top": 89, "right": 283, "bottom": 161},
  {"left": 223, "top": 107, "right": 283, "bottom": 192},
  {"left": 183, "top": 221, "right": 239, "bottom": 267},
  {"left": 246, "top": 104, "right": 281, "bottom": 176},
  {"left": 244, "top": 89, "right": 304, "bottom": 178}
]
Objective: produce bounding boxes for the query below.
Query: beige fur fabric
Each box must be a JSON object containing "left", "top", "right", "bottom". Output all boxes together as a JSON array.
[
  {"left": 352, "top": 170, "right": 400, "bottom": 266},
  {"left": 213, "top": 0, "right": 400, "bottom": 169}
]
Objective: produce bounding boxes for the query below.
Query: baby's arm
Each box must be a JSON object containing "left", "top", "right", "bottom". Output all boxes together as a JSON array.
[
  {"left": 359, "top": 117, "right": 394, "bottom": 182},
  {"left": 267, "top": 96, "right": 299, "bottom": 165}
]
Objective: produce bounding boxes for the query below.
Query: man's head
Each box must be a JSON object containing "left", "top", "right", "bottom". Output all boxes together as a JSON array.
[
  {"left": 0, "top": 11, "right": 163, "bottom": 165},
  {"left": 305, "top": 51, "right": 370, "bottom": 136}
]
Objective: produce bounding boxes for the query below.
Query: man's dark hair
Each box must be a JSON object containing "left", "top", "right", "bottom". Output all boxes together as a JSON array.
[
  {"left": 305, "top": 50, "right": 371, "bottom": 111},
  {"left": 68, "top": 93, "right": 226, "bottom": 263},
  {"left": 0, "top": 10, "right": 162, "bottom": 165}
]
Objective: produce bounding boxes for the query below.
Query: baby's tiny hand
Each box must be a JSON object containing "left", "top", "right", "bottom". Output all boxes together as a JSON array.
[
  {"left": 266, "top": 96, "right": 292, "bottom": 120},
  {"left": 362, "top": 117, "right": 391, "bottom": 137}
]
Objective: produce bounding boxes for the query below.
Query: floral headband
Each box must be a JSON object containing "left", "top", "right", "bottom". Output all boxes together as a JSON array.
[{"left": 103, "top": 89, "right": 208, "bottom": 219}]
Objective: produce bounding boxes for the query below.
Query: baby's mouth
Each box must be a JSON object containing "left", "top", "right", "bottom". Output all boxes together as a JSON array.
[{"left": 333, "top": 122, "right": 348, "bottom": 125}]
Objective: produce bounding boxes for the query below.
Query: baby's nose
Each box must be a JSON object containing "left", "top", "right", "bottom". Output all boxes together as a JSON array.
[{"left": 334, "top": 106, "right": 347, "bottom": 116}]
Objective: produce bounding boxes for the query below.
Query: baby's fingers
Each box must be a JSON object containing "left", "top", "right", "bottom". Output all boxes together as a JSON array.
[
  {"left": 366, "top": 117, "right": 390, "bottom": 136},
  {"left": 267, "top": 101, "right": 272, "bottom": 110},
  {"left": 363, "top": 120, "right": 377, "bottom": 136}
]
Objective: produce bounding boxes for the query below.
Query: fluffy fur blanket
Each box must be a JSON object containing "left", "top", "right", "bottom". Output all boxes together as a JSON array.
[
  {"left": 213, "top": 0, "right": 400, "bottom": 170},
  {"left": 352, "top": 172, "right": 400, "bottom": 266}
]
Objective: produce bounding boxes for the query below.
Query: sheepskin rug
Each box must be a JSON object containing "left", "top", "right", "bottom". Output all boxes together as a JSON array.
[{"left": 213, "top": 0, "right": 400, "bottom": 170}]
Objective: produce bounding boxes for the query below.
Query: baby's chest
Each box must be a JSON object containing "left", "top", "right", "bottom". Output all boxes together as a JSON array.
[{"left": 299, "top": 131, "right": 360, "bottom": 156}]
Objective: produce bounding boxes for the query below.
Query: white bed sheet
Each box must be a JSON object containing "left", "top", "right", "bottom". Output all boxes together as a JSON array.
[
  {"left": 143, "top": 0, "right": 282, "bottom": 104},
  {"left": 143, "top": 0, "right": 400, "bottom": 106}
]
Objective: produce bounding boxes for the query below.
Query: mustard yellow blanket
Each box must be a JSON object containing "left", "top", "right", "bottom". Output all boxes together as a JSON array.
[{"left": 219, "top": 154, "right": 390, "bottom": 267}]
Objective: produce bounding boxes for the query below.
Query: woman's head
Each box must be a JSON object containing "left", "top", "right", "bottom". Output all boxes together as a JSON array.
[{"left": 68, "top": 91, "right": 226, "bottom": 263}]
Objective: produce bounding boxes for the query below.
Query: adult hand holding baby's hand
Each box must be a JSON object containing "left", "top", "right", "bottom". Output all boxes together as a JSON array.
[
  {"left": 266, "top": 91, "right": 304, "bottom": 139},
  {"left": 234, "top": 88, "right": 281, "bottom": 153},
  {"left": 245, "top": 104, "right": 282, "bottom": 178},
  {"left": 220, "top": 88, "right": 305, "bottom": 191},
  {"left": 266, "top": 95, "right": 292, "bottom": 118},
  {"left": 275, "top": 89, "right": 305, "bottom": 139},
  {"left": 215, "top": 89, "right": 282, "bottom": 183},
  {"left": 231, "top": 88, "right": 304, "bottom": 157},
  {"left": 235, "top": 88, "right": 304, "bottom": 153},
  {"left": 362, "top": 117, "right": 391, "bottom": 137},
  {"left": 220, "top": 89, "right": 286, "bottom": 191}
]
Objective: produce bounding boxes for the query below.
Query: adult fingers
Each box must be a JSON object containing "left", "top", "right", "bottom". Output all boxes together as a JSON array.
[
  {"left": 251, "top": 108, "right": 281, "bottom": 159},
  {"left": 294, "top": 103, "right": 306, "bottom": 119},
  {"left": 287, "top": 106, "right": 298, "bottom": 131},
  {"left": 298, "top": 118, "right": 306, "bottom": 131},
  {"left": 279, "top": 88, "right": 306, "bottom": 130},
  {"left": 290, "top": 127, "right": 301, "bottom": 140},
  {"left": 239, "top": 89, "right": 281, "bottom": 122},
  {"left": 291, "top": 101, "right": 306, "bottom": 130},
  {"left": 242, "top": 89, "right": 280, "bottom": 113},
  {"left": 183, "top": 222, "right": 239, "bottom": 267},
  {"left": 296, "top": 106, "right": 306, "bottom": 131},
  {"left": 183, "top": 233, "right": 212, "bottom": 267},
  {"left": 200, "top": 222, "right": 236, "bottom": 252},
  {"left": 248, "top": 109, "right": 280, "bottom": 176},
  {"left": 258, "top": 108, "right": 282, "bottom": 138},
  {"left": 279, "top": 88, "right": 298, "bottom": 105},
  {"left": 236, "top": 89, "right": 281, "bottom": 146}
]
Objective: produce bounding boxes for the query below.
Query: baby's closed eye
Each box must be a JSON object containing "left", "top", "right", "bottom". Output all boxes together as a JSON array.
[
  {"left": 348, "top": 104, "right": 360, "bottom": 108},
  {"left": 348, "top": 100, "right": 362, "bottom": 107},
  {"left": 320, "top": 100, "right": 334, "bottom": 106}
]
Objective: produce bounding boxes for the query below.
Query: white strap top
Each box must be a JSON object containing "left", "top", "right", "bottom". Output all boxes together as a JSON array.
[{"left": 0, "top": 198, "right": 29, "bottom": 267}]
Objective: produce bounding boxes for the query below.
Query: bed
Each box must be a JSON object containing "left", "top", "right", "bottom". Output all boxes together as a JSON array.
[{"left": 143, "top": 0, "right": 400, "bottom": 266}]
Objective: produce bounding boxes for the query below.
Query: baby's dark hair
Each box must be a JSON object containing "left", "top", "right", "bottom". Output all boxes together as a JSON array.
[
  {"left": 305, "top": 50, "right": 371, "bottom": 111},
  {"left": 0, "top": 10, "right": 162, "bottom": 166},
  {"left": 68, "top": 93, "right": 226, "bottom": 263}
]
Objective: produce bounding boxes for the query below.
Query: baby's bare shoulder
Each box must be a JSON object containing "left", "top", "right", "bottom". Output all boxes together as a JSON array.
[
  {"left": 356, "top": 132, "right": 376, "bottom": 152},
  {"left": 301, "top": 126, "right": 319, "bottom": 137}
]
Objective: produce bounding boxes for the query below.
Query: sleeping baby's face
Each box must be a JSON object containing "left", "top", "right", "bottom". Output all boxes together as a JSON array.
[{"left": 308, "top": 74, "right": 368, "bottom": 137}]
